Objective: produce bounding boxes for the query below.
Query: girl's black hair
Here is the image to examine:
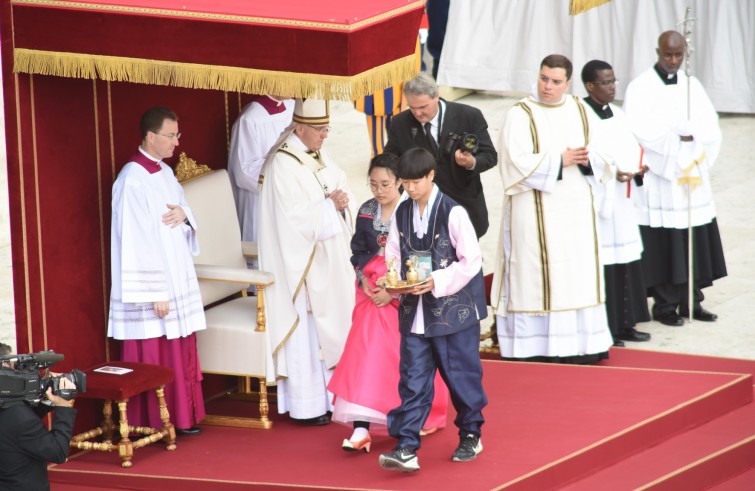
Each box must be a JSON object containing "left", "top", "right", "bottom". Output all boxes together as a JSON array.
[
  {"left": 368, "top": 152, "right": 400, "bottom": 177},
  {"left": 397, "top": 148, "right": 436, "bottom": 180}
]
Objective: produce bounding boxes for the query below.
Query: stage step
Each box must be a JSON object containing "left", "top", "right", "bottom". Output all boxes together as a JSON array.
[
  {"left": 49, "top": 356, "right": 755, "bottom": 491},
  {"left": 560, "top": 388, "right": 755, "bottom": 491}
]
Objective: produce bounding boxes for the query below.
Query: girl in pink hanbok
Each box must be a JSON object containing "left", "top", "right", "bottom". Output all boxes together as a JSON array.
[{"left": 328, "top": 153, "right": 448, "bottom": 453}]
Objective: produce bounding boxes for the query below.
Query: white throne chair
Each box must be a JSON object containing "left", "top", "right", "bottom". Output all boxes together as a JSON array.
[{"left": 178, "top": 153, "right": 274, "bottom": 429}]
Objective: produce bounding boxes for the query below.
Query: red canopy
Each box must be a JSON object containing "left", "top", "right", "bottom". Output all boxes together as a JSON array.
[{"left": 11, "top": 0, "right": 424, "bottom": 99}]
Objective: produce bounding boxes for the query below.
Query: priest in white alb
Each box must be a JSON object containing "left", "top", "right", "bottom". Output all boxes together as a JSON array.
[
  {"left": 228, "top": 95, "right": 293, "bottom": 252},
  {"left": 491, "top": 55, "right": 613, "bottom": 363},
  {"left": 108, "top": 106, "right": 206, "bottom": 435},
  {"left": 258, "top": 99, "right": 356, "bottom": 425}
]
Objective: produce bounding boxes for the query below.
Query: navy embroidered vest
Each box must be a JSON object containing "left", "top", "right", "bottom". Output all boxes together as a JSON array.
[{"left": 395, "top": 192, "right": 487, "bottom": 337}]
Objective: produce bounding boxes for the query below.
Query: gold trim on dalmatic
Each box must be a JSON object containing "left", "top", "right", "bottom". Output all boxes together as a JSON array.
[{"left": 13, "top": 49, "right": 418, "bottom": 100}]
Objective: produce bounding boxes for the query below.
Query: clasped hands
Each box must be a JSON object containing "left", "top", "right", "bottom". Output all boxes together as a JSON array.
[
  {"left": 616, "top": 164, "right": 650, "bottom": 183},
  {"left": 327, "top": 189, "right": 349, "bottom": 211},
  {"left": 562, "top": 147, "right": 590, "bottom": 167},
  {"left": 361, "top": 278, "right": 393, "bottom": 307}
]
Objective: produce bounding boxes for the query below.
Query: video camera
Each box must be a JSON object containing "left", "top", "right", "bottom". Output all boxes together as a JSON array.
[
  {"left": 0, "top": 351, "right": 86, "bottom": 408},
  {"left": 442, "top": 132, "right": 479, "bottom": 157}
]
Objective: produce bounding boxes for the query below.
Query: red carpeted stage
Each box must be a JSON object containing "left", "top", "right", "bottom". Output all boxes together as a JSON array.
[{"left": 49, "top": 348, "right": 755, "bottom": 491}]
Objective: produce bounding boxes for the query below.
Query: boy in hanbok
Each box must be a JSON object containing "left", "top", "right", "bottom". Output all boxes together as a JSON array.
[{"left": 378, "top": 148, "right": 487, "bottom": 472}]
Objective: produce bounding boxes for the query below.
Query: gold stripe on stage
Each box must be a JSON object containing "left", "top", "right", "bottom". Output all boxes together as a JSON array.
[
  {"left": 13, "top": 72, "right": 34, "bottom": 352},
  {"left": 12, "top": 0, "right": 425, "bottom": 32},
  {"left": 92, "top": 79, "right": 110, "bottom": 359},
  {"left": 107, "top": 81, "right": 115, "bottom": 181},
  {"left": 12, "top": 49, "right": 418, "bottom": 101},
  {"left": 29, "top": 74, "right": 50, "bottom": 350},
  {"left": 223, "top": 92, "right": 230, "bottom": 152}
]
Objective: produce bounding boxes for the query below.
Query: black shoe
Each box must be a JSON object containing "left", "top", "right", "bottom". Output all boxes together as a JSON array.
[
  {"left": 679, "top": 308, "right": 718, "bottom": 322},
  {"left": 612, "top": 339, "right": 626, "bottom": 347},
  {"left": 653, "top": 310, "right": 684, "bottom": 327},
  {"left": 176, "top": 426, "right": 202, "bottom": 436},
  {"left": 292, "top": 414, "right": 330, "bottom": 426},
  {"left": 452, "top": 433, "right": 483, "bottom": 462},
  {"left": 379, "top": 447, "right": 420, "bottom": 472},
  {"left": 618, "top": 328, "right": 651, "bottom": 342}
]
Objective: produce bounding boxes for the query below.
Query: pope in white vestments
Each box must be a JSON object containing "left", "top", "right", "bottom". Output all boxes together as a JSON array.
[
  {"left": 108, "top": 106, "right": 206, "bottom": 433},
  {"left": 491, "top": 55, "right": 613, "bottom": 362},
  {"left": 258, "top": 99, "right": 356, "bottom": 423},
  {"left": 228, "top": 95, "right": 293, "bottom": 246}
]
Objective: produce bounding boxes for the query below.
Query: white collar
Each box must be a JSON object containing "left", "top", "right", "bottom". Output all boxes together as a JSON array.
[
  {"left": 412, "top": 184, "right": 439, "bottom": 238},
  {"left": 138, "top": 146, "right": 161, "bottom": 163}
]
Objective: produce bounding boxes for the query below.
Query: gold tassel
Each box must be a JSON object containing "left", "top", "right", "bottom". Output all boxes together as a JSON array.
[
  {"left": 677, "top": 150, "right": 706, "bottom": 192},
  {"left": 569, "top": 0, "right": 612, "bottom": 16},
  {"left": 13, "top": 48, "right": 419, "bottom": 101}
]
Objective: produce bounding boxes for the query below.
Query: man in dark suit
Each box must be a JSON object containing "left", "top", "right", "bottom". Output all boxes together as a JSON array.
[
  {"left": 0, "top": 344, "right": 77, "bottom": 491},
  {"left": 384, "top": 73, "right": 497, "bottom": 238}
]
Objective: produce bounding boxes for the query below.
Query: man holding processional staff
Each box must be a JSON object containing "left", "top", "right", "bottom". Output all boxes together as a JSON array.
[{"left": 623, "top": 23, "right": 727, "bottom": 328}]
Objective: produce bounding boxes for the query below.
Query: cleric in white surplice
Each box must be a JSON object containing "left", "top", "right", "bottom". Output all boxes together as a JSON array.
[
  {"left": 258, "top": 98, "right": 356, "bottom": 425},
  {"left": 623, "top": 31, "right": 727, "bottom": 327},
  {"left": 108, "top": 106, "right": 206, "bottom": 434}
]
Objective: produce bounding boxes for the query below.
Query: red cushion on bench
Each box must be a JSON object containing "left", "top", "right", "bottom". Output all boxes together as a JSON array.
[{"left": 79, "top": 362, "right": 174, "bottom": 401}]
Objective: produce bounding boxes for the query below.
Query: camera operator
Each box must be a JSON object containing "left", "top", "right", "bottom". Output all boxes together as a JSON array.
[{"left": 0, "top": 343, "right": 77, "bottom": 491}]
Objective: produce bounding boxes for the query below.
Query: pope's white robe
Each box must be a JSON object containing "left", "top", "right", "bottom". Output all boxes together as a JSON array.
[
  {"left": 491, "top": 95, "right": 612, "bottom": 359},
  {"left": 623, "top": 68, "right": 722, "bottom": 229},
  {"left": 585, "top": 102, "right": 645, "bottom": 265},
  {"left": 108, "top": 153, "right": 206, "bottom": 340},
  {"left": 259, "top": 133, "right": 356, "bottom": 418},
  {"left": 228, "top": 98, "right": 294, "bottom": 243}
]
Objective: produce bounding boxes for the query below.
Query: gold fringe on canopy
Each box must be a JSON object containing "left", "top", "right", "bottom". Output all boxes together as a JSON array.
[
  {"left": 13, "top": 48, "right": 419, "bottom": 101},
  {"left": 569, "top": 0, "right": 612, "bottom": 16}
]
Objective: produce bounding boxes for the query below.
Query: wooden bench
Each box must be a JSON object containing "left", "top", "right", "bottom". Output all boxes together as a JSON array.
[{"left": 70, "top": 361, "right": 176, "bottom": 467}]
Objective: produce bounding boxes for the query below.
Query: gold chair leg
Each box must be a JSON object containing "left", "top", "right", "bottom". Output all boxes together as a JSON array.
[
  {"left": 117, "top": 400, "right": 134, "bottom": 468},
  {"left": 155, "top": 385, "right": 176, "bottom": 450},
  {"left": 101, "top": 400, "right": 115, "bottom": 444},
  {"left": 258, "top": 378, "right": 270, "bottom": 424}
]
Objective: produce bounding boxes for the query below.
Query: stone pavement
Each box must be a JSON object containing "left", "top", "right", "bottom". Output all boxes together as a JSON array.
[{"left": 1, "top": 91, "right": 753, "bottom": 360}]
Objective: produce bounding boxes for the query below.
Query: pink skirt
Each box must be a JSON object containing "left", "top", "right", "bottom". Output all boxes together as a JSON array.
[{"left": 328, "top": 255, "right": 448, "bottom": 435}]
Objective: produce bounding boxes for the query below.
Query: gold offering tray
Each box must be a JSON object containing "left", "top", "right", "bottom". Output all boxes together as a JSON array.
[{"left": 381, "top": 278, "right": 430, "bottom": 295}]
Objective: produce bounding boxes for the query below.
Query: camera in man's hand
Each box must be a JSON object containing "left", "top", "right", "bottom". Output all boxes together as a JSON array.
[
  {"left": 0, "top": 351, "right": 86, "bottom": 408},
  {"left": 443, "top": 132, "right": 479, "bottom": 157}
]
